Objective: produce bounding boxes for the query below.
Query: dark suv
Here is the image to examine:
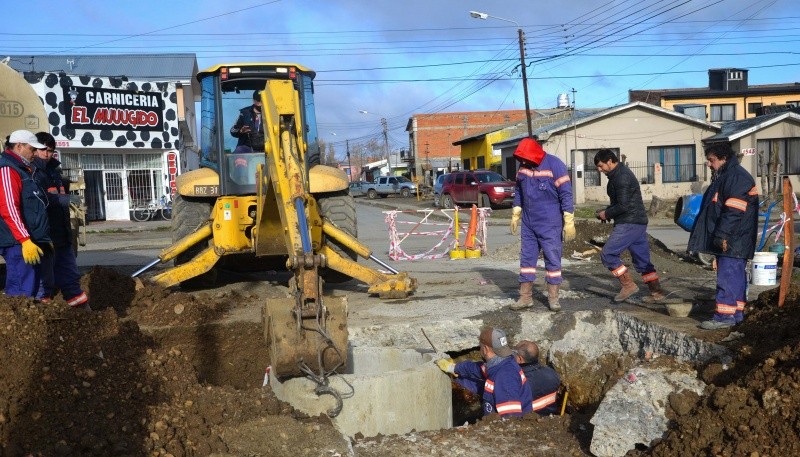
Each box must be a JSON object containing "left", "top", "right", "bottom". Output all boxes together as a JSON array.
[{"left": 440, "top": 170, "right": 515, "bottom": 209}]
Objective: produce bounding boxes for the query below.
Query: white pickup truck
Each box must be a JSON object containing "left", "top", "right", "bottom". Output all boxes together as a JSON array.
[{"left": 364, "top": 176, "right": 417, "bottom": 199}]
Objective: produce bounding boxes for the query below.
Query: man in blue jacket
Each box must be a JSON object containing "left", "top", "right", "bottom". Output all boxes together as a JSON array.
[
  {"left": 688, "top": 143, "right": 758, "bottom": 329},
  {"left": 514, "top": 340, "right": 561, "bottom": 416},
  {"left": 436, "top": 327, "right": 533, "bottom": 418}
]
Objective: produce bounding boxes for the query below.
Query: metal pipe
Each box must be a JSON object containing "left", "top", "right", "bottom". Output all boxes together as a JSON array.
[{"left": 131, "top": 258, "right": 161, "bottom": 278}]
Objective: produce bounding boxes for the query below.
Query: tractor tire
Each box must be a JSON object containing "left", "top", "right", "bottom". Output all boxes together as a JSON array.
[
  {"left": 172, "top": 194, "right": 217, "bottom": 289},
  {"left": 318, "top": 191, "right": 358, "bottom": 284}
]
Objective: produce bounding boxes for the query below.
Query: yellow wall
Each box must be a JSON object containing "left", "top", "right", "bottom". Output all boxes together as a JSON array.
[
  {"left": 460, "top": 129, "right": 517, "bottom": 170},
  {"left": 663, "top": 93, "right": 800, "bottom": 121}
]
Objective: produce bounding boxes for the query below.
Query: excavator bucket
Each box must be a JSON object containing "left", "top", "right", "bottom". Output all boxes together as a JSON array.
[{"left": 264, "top": 295, "right": 349, "bottom": 377}]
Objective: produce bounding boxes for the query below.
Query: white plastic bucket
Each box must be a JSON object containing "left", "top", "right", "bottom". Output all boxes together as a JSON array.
[{"left": 751, "top": 252, "right": 778, "bottom": 285}]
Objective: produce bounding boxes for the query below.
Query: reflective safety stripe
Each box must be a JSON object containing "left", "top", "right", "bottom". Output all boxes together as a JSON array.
[
  {"left": 748, "top": 186, "right": 758, "bottom": 196},
  {"left": 724, "top": 198, "right": 747, "bottom": 212},
  {"left": 736, "top": 300, "right": 746, "bottom": 311},
  {"left": 519, "top": 370, "right": 527, "bottom": 384},
  {"left": 67, "top": 292, "right": 88, "bottom": 307},
  {"left": 532, "top": 391, "right": 558, "bottom": 411},
  {"left": 554, "top": 175, "right": 570, "bottom": 187},
  {"left": 612, "top": 265, "right": 627, "bottom": 277},
  {"left": 642, "top": 272, "right": 658, "bottom": 283},
  {"left": 546, "top": 270, "right": 561, "bottom": 278},
  {"left": 520, "top": 267, "right": 537, "bottom": 274},
  {"left": 712, "top": 192, "right": 718, "bottom": 203},
  {"left": 518, "top": 168, "right": 534, "bottom": 178},
  {"left": 496, "top": 401, "right": 523, "bottom": 415},
  {"left": 481, "top": 365, "right": 487, "bottom": 376},
  {"left": 716, "top": 303, "right": 737, "bottom": 315},
  {"left": 484, "top": 379, "right": 495, "bottom": 393},
  {"left": 533, "top": 170, "right": 554, "bottom": 178}
]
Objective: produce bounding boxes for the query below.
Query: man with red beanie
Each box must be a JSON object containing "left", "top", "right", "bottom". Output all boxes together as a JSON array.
[{"left": 509, "top": 137, "right": 575, "bottom": 312}]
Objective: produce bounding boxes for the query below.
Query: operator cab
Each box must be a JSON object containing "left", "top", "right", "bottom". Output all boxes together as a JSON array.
[{"left": 197, "top": 63, "right": 320, "bottom": 195}]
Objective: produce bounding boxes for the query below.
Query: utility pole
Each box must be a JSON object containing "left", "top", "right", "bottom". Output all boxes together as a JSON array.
[
  {"left": 381, "top": 117, "right": 390, "bottom": 176},
  {"left": 518, "top": 28, "right": 532, "bottom": 137},
  {"left": 346, "top": 139, "right": 353, "bottom": 182}
]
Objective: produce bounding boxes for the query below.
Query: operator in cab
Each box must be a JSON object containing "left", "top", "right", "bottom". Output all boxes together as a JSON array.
[{"left": 230, "top": 90, "right": 265, "bottom": 152}]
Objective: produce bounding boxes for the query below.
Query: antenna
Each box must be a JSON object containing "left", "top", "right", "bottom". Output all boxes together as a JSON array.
[{"left": 67, "top": 59, "right": 75, "bottom": 71}]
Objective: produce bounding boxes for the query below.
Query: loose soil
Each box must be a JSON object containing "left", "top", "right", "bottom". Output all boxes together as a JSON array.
[{"left": 1, "top": 225, "right": 798, "bottom": 455}]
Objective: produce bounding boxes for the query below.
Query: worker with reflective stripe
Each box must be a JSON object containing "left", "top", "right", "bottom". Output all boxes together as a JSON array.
[
  {"left": 594, "top": 149, "right": 665, "bottom": 303},
  {"left": 436, "top": 327, "right": 532, "bottom": 418},
  {"left": 510, "top": 137, "right": 575, "bottom": 312},
  {"left": 514, "top": 340, "right": 561, "bottom": 416},
  {"left": 688, "top": 143, "right": 758, "bottom": 330}
]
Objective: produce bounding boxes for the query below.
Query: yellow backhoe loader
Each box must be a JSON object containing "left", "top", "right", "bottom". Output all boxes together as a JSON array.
[{"left": 133, "top": 63, "right": 416, "bottom": 380}]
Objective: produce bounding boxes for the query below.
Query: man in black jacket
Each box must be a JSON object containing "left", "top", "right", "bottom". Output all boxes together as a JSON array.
[
  {"left": 688, "top": 143, "right": 758, "bottom": 330},
  {"left": 514, "top": 340, "right": 561, "bottom": 416},
  {"left": 593, "top": 149, "right": 665, "bottom": 302},
  {"left": 229, "top": 90, "right": 265, "bottom": 151}
]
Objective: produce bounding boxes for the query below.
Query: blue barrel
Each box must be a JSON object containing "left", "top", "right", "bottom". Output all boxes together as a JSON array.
[{"left": 674, "top": 194, "right": 702, "bottom": 232}]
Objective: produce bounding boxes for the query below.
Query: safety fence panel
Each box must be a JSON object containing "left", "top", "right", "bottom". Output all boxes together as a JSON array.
[{"left": 383, "top": 207, "right": 491, "bottom": 261}]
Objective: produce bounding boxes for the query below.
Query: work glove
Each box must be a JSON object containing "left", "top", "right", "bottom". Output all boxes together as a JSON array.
[
  {"left": 21, "top": 239, "right": 43, "bottom": 265},
  {"left": 435, "top": 358, "right": 456, "bottom": 374},
  {"left": 563, "top": 212, "right": 576, "bottom": 242},
  {"left": 510, "top": 206, "right": 522, "bottom": 235}
]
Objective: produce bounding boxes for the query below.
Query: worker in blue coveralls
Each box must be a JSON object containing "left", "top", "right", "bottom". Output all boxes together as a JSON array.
[
  {"left": 594, "top": 149, "right": 666, "bottom": 303},
  {"left": 509, "top": 137, "right": 575, "bottom": 312},
  {"left": 688, "top": 143, "right": 758, "bottom": 330},
  {"left": 514, "top": 340, "right": 561, "bottom": 416},
  {"left": 32, "top": 132, "right": 89, "bottom": 310},
  {"left": 436, "top": 327, "right": 533, "bottom": 418}
]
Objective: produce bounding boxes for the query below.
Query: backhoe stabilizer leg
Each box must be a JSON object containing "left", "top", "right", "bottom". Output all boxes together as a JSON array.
[
  {"left": 150, "top": 245, "right": 221, "bottom": 288},
  {"left": 320, "top": 245, "right": 417, "bottom": 299},
  {"left": 158, "top": 223, "right": 213, "bottom": 263}
]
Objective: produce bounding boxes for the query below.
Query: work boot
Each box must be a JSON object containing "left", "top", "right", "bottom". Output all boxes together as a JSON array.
[
  {"left": 700, "top": 316, "right": 735, "bottom": 330},
  {"left": 547, "top": 283, "right": 561, "bottom": 312},
  {"left": 641, "top": 279, "right": 666, "bottom": 303},
  {"left": 510, "top": 282, "right": 534, "bottom": 310},
  {"left": 614, "top": 272, "right": 639, "bottom": 302}
]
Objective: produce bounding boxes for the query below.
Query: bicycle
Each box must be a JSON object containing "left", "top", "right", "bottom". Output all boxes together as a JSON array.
[{"left": 132, "top": 196, "right": 172, "bottom": 222}]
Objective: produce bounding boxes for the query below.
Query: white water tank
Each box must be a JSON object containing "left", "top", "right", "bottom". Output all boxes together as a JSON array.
[{"left": 557, "top": 93, "right": 570, "bottom": 108}]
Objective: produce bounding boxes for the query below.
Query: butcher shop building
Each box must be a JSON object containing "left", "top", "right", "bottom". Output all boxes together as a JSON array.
[{"left": 8, "top": 54, "right": 199, "bottom": 221}]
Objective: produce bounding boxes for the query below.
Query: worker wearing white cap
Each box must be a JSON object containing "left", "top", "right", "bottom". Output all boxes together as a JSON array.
[{"left": 0, "top": 130, "right": 51, "bottom": 297}]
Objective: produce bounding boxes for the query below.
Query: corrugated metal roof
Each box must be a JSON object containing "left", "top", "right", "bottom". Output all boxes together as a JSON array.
[{"left": 3, "top": 53, "right": 197, "bottom": 81}]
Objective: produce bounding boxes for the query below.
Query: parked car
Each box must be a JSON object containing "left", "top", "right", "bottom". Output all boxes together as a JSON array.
[
  {"left": 349, "top": 180, "right": 366, "bottom": 197},
  {"left": 440, "top": 170, "right": 515, "bottom": 209},
  {"left": 364, "top": 176, "right": 417, "bottom": 199},
  {"left": 433, "top": 173, "right": 449, "bottom": 207}
]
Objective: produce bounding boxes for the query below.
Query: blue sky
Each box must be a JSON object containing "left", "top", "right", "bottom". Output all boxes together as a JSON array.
[{"left": 4, "top": 0, "right": 798, "bottom": 158}]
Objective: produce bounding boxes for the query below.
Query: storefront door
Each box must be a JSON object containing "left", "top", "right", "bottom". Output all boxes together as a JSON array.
[{"left": 103, "top": 171, "right": 129, "bottom": 220}]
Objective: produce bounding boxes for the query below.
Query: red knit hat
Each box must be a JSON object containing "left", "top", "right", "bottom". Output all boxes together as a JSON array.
[{"left": 514, "top": 137, "right": 546, "bottom": 165}]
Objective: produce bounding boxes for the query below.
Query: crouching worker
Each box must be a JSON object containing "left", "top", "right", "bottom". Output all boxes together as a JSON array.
[
  {"left": 436, "top": 327, "right": 532, "bottom": 417},
  {"left": 514, "top": 340, "right": 561, "bottom": 415}
]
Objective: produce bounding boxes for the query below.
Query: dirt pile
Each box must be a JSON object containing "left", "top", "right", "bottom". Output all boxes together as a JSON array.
[
  {"left": 0, "top": 268, "right": 349, "bottom": 457},
  {"left": 642, "top": 283, "right": 800, "bottom": 456}
]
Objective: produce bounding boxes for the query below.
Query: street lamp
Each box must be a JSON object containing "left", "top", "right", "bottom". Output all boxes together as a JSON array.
[
  {"left": 359, "top": 110, "right": 390, "bottom": 176},
  {"left": 469, "top": 10, "right": 533, "bottom": 137}
]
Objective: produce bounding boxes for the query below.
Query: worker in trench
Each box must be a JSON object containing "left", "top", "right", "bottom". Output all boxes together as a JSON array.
[
  {"left": 509, "top": 137, "right": 575, "bottom": 312},
  {"left": 514, "top": 340, "right": 561, "bottom": 416},
  {"left": 436, "top": 327, "right": 533, "bottom": 417},
  {"left": 593, "top": 149, "right": 666, "bottom": 303},
  {"left": 688, "top": 143, "right": 758, "bottom": 330}
]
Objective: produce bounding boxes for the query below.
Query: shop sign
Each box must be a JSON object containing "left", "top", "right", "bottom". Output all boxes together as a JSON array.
[{"left": 64, "top": 86, "right": 164, "bottom": 132}]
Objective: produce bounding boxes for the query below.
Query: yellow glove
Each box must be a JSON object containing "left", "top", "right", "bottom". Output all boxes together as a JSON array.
[
  {"left": 435, "top": 358, "right": 456, "bottom": 374},
  {"left": 563, "top": 212, "right": 576, "bottom": 242},
  {"left": 21, "top": 239, "right": 43, "bottom": 265},
  {"left": 510, "top": 206, "right": 522, "bottom": 235}
]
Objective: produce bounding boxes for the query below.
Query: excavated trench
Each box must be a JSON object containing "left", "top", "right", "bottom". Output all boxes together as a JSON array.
[{"left": 144, "top": 308, "right": 725, "bottom": 439}]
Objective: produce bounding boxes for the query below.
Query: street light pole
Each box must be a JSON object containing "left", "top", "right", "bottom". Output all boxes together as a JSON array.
[{"left": 470, "top": 11, "right": 533, "bottom": 137}]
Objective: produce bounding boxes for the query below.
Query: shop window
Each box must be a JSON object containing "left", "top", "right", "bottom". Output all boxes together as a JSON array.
[{"left": 710, "top": 104, "right": 736, "bottom": 122}]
